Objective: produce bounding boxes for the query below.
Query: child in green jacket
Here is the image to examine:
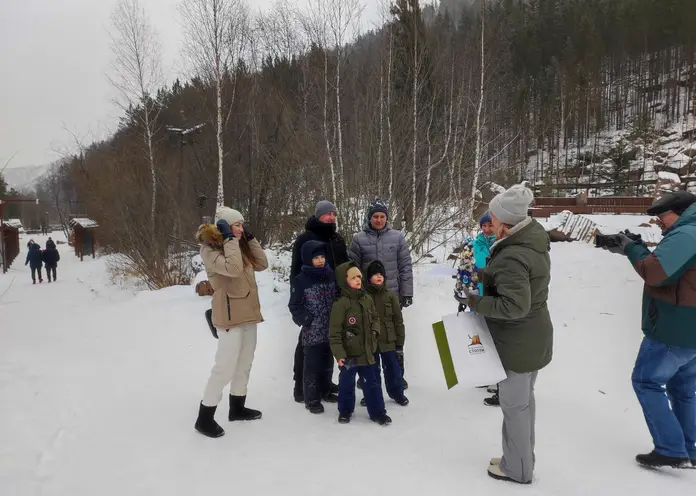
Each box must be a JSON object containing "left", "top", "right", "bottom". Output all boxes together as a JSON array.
[
  {"left": 329, "top": 261, "right": 391, "bottom": 426},
  {"left": 362, "top": 260, "right": 409, "bottom": 406}
]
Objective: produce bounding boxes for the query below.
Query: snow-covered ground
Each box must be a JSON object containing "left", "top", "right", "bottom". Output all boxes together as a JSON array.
[{"left": 1, "top": 230, "right": 694, "bottom": 495}]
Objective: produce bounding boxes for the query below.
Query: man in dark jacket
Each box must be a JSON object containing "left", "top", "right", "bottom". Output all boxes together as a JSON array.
[
  {"left": 43, "top": 241, "right": 60, "bottom": 282},
  {"left": 290, "top": 200, "right": 350, "bottom": 402},
  {"left": 25, "top": 243, "right": 44, "bottom": 284},
  {"left": 600, "top": 191, "right": 696, "bottom": 469},
  {"left": 459, "top": 184, "right": 553, "bottom": 485}
]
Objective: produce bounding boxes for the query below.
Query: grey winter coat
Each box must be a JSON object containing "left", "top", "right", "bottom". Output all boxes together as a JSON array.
[{"left": 348, "top": 223, "right": 414, "bottom": 298}]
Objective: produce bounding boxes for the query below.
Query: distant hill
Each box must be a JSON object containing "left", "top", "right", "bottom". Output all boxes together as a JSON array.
[{"left": 2, "top": 164, "right": 51, "bottom": 193}]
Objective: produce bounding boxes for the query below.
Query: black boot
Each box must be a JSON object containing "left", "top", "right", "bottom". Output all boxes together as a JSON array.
[
  {"left": 484, "top": 393, "right": 500, "bottom": 407},
  {"left": 636, "top": 451, "right": 691, "bottom": 468},
  {"left": 306, "top": 402, "right": 324, "bottom": 414},
  {"left": 394, "top": 395, "right": 410, "bottom": 406},
  {"left": 338, "top": 413, "right": 351, "bottom": 424},
  {"left": 371, "top": 414, "right": 392, "bottom": 426},
  {"left": 322, "top": 392, "right": 338, "bottom": 403},
  {"left": 229, "top": 395, "right": 262, "bottom": 421},
  {"left": 194, "top": 403, "right": 225, "bottom": 438}
]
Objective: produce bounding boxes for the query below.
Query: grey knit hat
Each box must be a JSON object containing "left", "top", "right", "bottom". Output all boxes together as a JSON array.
[
  {"left": 488, "top": 184, "right": 534, "bottom": 226},
  {"left": 315, "top": 200, "right": 337, "bottom": 219}
]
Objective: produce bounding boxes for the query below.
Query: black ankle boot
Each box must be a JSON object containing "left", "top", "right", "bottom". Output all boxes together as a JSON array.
[
  {"left": 229, "top": 395, "right": 262, "bottom": 421},
  {"left": 636, "top": 451, "right": 691, "bottom": 468},
  {"left": 194, "top": 403, "right": 225, "bottom": 438}
]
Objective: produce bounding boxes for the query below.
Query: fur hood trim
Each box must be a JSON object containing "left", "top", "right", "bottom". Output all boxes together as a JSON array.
[{"left": 196, "top": 224, "right": 223, "bottom": 248}]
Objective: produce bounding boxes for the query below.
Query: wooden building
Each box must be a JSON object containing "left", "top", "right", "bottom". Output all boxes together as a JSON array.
[
  {"left": 69, "top": 218, "right": 99, "bottom": 261},
  {"left": 1, "top": 219, "right": 22, "bottom": 274}
]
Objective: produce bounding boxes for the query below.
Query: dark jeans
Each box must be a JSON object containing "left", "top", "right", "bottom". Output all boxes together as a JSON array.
[
  {"left": 303, "top": 343, "right": 333, "bottom": 405},
  {"left": 293, "top": 332, "right": 304, "bottom": 392},
  {"left": 30, "top": 267, "right": 42, "bottom": 282},
  {"left": 632, "top": 337, "right": 696, "bottom": 459},
  {"left": 375, "top": 351, "right": 405, "bottom": 400},
  {"left": 46, "top": 266, "right": 57, "bottom": 281},
  {"left": 338, "top": 363, "right": 386, "bottom": 419}
]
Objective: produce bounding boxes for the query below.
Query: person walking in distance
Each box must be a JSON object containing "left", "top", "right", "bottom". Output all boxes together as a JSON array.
[
  {"left": 598, "top": 191, "right": 696, "bottom": 469},
  {"left": 456, "top": 184, "right": 553, "bottom": 484},
  {"left": 193, "top": 207, "right": 269, "bottom": 438},
  {"left": 25, "top": 242, "right": 44, "bottom": 284},
  {"left": 290, "top": 200, "right": 349, "bottom": 402},
  {"left": 43, "top": 239, "right": 60, "bottom": 282},
  {"left": 349, "top": 199, "right": 413, "bottom": 389}
]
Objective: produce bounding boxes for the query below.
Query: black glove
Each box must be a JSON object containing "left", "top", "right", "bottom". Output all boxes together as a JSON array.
[
  {"left": 216, "top": 219, "right": 234, "bottom": 240},
  {"left": 602, "top": 233, "right": 633, "bottom": 255},
  {"left": 400, "top": 296, "right": 413, "bottom": 308},
  {"left": 396, "top": 345, "right": 404, "bottom": 357},
  {"left": 243, "top": 225, "right": 254, "bottom": 241}
]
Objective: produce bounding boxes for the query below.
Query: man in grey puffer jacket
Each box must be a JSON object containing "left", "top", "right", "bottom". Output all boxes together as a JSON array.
[{"left": 349, "top": 199, "right": 414, "bottom": 388}]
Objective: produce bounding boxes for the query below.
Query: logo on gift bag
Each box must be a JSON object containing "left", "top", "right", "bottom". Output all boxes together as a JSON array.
[{"left": 468, "top": 335, "right": 485, "bottom": 355}]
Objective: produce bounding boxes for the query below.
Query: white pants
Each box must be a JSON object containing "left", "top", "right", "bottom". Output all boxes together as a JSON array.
[{"left": 201, "top": 323, "right": 258, "bottom": 407}]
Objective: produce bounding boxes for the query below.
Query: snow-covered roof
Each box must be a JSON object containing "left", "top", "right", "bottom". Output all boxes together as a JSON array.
[
  {"left": 1, "top": 218, "right": 23, "bottom": 229},
  {"left": 70, "top": 218, "right": 99, "bottom": 229}
]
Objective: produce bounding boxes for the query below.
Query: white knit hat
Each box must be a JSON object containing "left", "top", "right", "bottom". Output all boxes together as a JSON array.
[
  {"left": 214, "top": 206, "right": 244, "bottom": 225},
  {"left": 488, "top": 184, "right": 534, "bottom": 226}
]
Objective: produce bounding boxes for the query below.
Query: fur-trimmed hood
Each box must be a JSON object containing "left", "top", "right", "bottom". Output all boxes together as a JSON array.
[{"left": 196, "top": 224, "right": 223, "bottom": 248}]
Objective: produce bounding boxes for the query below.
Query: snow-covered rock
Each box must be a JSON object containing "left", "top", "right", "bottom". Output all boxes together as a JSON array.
[
  {"left": 682, "top": 144, "right": 696, "bottom": 158},
  {"left": 657, "top": 171, "right": 681, "bottom": 184}
]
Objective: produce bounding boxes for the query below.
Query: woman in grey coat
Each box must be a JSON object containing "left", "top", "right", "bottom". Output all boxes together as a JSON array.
[{"left": 348, "top": 199, "right": 414, "bottom": 388}]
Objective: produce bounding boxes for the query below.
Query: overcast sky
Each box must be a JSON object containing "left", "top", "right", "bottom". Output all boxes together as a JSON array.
[{"left": 0, "top": 0, "right": 383, "bottom": 169}]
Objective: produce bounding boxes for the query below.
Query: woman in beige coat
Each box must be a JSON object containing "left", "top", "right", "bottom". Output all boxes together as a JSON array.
[{"left": 194, "top": 207, "right": 268, "bottom": 438}]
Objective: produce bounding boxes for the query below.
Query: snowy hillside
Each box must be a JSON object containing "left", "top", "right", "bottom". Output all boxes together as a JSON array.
[
  {"left": 1, "top": 225, "right": 694, "bottom": 495},
  {"left": 2, "top": 164, "right": 51, "bottom": 192}
]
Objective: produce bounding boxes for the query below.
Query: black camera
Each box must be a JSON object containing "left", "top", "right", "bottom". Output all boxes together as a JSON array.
[{"left": 595, "top": 229, "right": 643, "bottom": 249}]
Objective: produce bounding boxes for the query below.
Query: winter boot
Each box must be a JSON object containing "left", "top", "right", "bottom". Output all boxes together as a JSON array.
[
  {"left": 194, "top": 403, "right": 225, "bottom": 438},
  {"left": 484, "top": 393, "right": 500, "bottom": 407},
  {"left": 487, "top": 464, "right": 531, "bottom": 484},
  {"left": 371, "top": 414, "right": 392, "bottom": 426},
  {"left": 322, "top": 392, "right": 338, "bottom": 403},
  {"left": 338, "top": 413, "right": 351, "bottom": 424},
  {"left": 307, "top": 402, "right": 325, "bottom": 414},
  {"left": 228, "top": 395, "right": 262, "bottom": 421},
  {"left": 636, "top": 451, "right": 691, "bottom": 468},
  {"left": 357, "top": 377, "right": 364, "bottom": 390},
  {"left": 360, "top": 397, "right": 367, "bottom": 407},
  {"left": 293, "top": 383, "right": 304, "bottom": 403},
  {"left": 394, "top": 395, "right": 410, "bottom": 406}
]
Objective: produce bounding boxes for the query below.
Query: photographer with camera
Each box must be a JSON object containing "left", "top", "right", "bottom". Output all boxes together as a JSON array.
[{"left": 598, "top": 191, "right": 696, "bottom": 468}]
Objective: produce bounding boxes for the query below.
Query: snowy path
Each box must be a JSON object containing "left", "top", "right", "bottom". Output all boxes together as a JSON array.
[{"left": 1, "top": 234, "right": 694, "bottom": 495}]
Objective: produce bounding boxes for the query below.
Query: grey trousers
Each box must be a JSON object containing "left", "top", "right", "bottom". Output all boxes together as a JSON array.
[{"left": 499, "top": 370, "right": 538, "bottom": 483}]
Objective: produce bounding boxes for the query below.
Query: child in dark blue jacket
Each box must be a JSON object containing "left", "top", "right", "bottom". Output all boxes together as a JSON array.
[
  {"left": 288, "top": 240, "right": 338, "bottom": 414},
  {"left": 25, "top": 242, "right": 44, "bottom": 284}
]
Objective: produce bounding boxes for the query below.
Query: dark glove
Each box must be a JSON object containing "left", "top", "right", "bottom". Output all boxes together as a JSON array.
[
  {"left": 216, "top": 219, "right": 234, "bottom": 240},
  {"left": 243, "top": 225, "right": 254, "bottom": 241},
  {"left": 396, "top": 344, "right": 404, "bottom": 355},
  {"left": 400, "top": 296, "right": 413, "bottom": 308},
  {"left": 602, "top": 233, "right": 633, "bottom": 255}
]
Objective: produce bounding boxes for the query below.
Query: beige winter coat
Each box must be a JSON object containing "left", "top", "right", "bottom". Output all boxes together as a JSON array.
[{"left": 196, "top": 224, "right": 269, "bottom": 329}]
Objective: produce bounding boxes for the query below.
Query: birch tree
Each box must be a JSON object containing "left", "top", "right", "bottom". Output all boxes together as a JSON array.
[
  {"left": 179, "top": 0, "right": 249, "bottom": 207},
  {"left": 108, "top": 0, "right": 163, "bottom": 235}
]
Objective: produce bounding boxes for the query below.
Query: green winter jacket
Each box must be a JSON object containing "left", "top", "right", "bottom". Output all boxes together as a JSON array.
[
  {"left": 365, "top": 261, "right": 405, "bottom": 353},
  {"left": 468, "top": 218, "right": 554, "bottom": 373},
  {"left": 329, "top": 262, "right": 381, "bottom": 366},
  {"left": 625, "top": 202, "right": 696, "bottom": 350}
]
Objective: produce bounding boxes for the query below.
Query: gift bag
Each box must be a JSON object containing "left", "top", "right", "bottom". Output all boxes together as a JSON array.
[{"left": 433, "top": 312, "right": 507, "bottom": 389}]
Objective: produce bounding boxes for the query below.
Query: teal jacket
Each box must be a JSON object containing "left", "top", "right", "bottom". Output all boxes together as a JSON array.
[
  {"left": 473, "top": 233, "right": 495, "bottom": 295},
  {"left": 625, "top": 203, "right": 696, "bottom": 350}
]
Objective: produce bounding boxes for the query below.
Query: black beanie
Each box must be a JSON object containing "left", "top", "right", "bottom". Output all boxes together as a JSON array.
[{"left": 367, "top": 261, "right": 386, "bottom": 281}]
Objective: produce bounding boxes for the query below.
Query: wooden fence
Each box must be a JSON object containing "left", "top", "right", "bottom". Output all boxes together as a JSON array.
[{"left": 530, "top": 196, "right": 654, "bottom": 217}]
